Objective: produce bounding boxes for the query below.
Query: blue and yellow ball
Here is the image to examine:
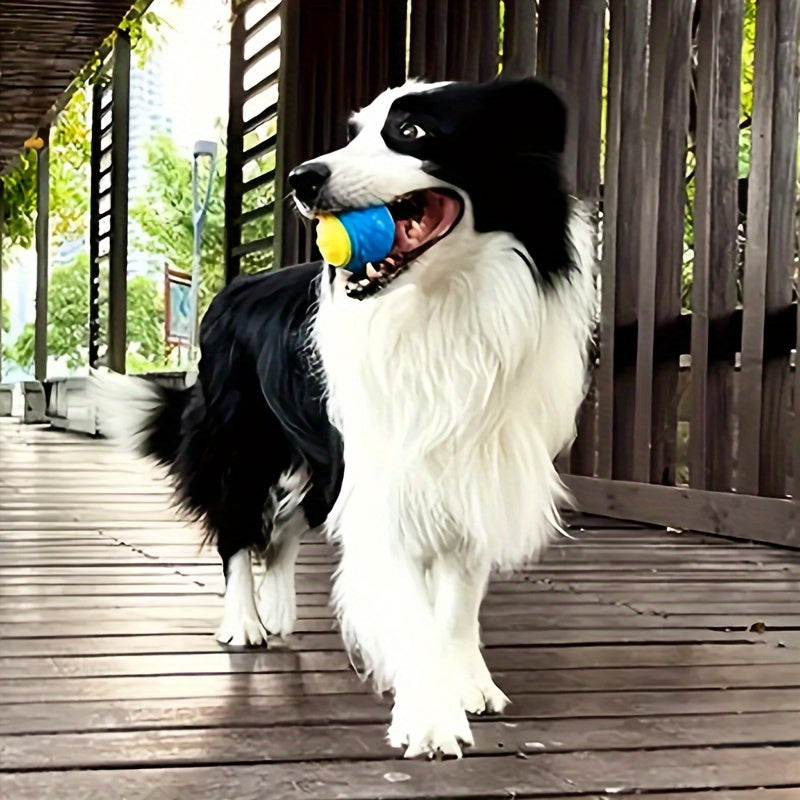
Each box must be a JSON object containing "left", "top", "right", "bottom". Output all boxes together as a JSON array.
[{"left": 316, "top": 205, "right": 395, "bottom": 274}]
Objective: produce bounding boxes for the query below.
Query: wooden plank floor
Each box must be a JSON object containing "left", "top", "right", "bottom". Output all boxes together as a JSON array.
[{"left": 1, "top": 418, "right": 799, "bottom": 799}]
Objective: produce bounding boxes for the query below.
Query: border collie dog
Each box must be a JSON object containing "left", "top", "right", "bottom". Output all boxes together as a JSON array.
[{"left": 93, "top": 78, "right": 595, "bottom": 758}]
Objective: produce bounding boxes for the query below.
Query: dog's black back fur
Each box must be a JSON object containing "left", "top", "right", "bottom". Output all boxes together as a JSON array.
[{"left": 145, "top": 262, "right": 340, "bottom": 573}]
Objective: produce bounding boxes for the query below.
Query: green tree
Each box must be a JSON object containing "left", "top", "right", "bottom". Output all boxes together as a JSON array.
[
  {"left": 130, "top": 131, "right": 274, "bottom": 320},
  {"left": 131, "top": 131, "right": 226, "bottom": 316},
  {"left": 4, "top": 253, "right": 168, "bottom": 374},
  {"left": 1, "top": 297, "right": 9, "bottom": 334}
]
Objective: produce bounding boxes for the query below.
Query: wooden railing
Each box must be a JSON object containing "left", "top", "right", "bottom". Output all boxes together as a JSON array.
[
  {"left": 233, "top": 0, "right": 800, "bottom": 547},
  {"left": 559, "top": 0, "right": 800, "bottom": 548}
]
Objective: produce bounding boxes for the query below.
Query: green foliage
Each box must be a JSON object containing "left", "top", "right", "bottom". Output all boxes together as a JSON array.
[
  {"left": 130, "top": 132, "right": 226, "bottom": 316},
  {"left": 131, "top": 128, "right": 275, "bottom": 320},
  {"left": 1, "top": 297, "right": 10, "bottom": 335},
  {"left": 4, "top": 323, "right": 33, "bottom": 372},
  {"left": 3, "top": 253, "right": 169, "bottom": 374},
  {"left": 1, "top": 2, "right": 179, "bottom": 252},
  {"left": 126, "top": 273, "right": 168, "bottom": 371},
  {"left": 2, "top": 151, "right": 37, "bottom": 250}
]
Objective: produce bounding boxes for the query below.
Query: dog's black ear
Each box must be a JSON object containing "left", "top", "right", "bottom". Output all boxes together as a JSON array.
[{"left": 486, "top": 78, "right": 567, "bottom": 154}]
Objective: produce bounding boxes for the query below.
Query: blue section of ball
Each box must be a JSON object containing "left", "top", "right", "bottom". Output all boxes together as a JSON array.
[{"left": 337, "top": 205, "right": 396, "bottom": 273}]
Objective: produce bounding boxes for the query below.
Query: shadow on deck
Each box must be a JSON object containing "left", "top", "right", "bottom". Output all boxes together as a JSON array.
[{"left": 0, "top": 417, "right": 799, "bottom": 798}]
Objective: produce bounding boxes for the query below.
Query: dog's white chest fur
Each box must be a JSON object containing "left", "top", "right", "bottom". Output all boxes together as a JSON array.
[{"left": 314, "top": 213, "right": 594, "bottom": 569}]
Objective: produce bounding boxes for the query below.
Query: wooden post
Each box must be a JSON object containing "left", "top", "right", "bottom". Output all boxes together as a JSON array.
[
  {"left": 224, "top": 1, "right": 246, "bottom": 282},
  {"left": 34, "top": 127, "right": 50, "bottom": 383},
  {"left": 0, "top": 178, "right": 4, "bottom": 383},
  {"left": 108, "top": 29, "right": 130, "bottom": 375}
]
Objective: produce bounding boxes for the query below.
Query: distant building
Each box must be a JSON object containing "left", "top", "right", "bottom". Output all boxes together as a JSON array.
[{"left": 128, "top": 53, "right": 173, "bottom": 275}]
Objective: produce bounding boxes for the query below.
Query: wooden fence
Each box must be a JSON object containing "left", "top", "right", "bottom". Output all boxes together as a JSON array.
[{"left": 225, "top": 0, "right": 800, "bottom": 547}]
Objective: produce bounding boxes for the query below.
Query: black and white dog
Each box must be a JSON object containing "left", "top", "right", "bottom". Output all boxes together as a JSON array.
[{"left": 93, "top": 78, "right": 595, "bottom": 758}]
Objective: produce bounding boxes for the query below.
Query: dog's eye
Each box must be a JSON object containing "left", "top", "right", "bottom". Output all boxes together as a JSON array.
[{"left": 398, "top": 122, "right": 426, "bottom": 140}]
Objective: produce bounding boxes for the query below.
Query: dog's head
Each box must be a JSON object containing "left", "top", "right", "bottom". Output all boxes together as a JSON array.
[{"left": 289, "top": 79, "right": 571, "bottom": 299}]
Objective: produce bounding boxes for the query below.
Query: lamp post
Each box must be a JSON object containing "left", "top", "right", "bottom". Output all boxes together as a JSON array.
[{"left": 188, "top": 139, "right": 218, "bottom": 364}]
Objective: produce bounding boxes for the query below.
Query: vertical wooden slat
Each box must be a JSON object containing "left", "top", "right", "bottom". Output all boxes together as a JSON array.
[
  {"left": 387, "top": 0, "right": 409, "bottom": 86},
  {"left": 631, "top": 0, "right": 693, "bottom": 485},
  {"left": 502, "top": 0, "right": 536, "bottom": 78},
  {"left": 477, "top": 0, "right": 499, "bottom": 81},
  {"left": 650, "top": 0, "right": 693, "bottom": 486},
  {"left": 610, "top": 0, "right": 648, "bottom": 482},
  {"left": 224, "top": 4, "right": 246, "bottom": 279},
  {"left": 567, "top": 0, "right": 605, "bottom": 477},
  {"left": 759, "top": 0, "right": 799, "bottom": 498},
  {"left": 596, "top": 0, "right": 623, "bottom": 480},
  {"left": 409, "top": 0, "right": 428, "bottom": 78},
  {"left": 739, "top": 0, "right": 800, "bottom": 498},
  {"left": 568, "top": 0, "right": 605, "bottom": 199},
  {"left": 34, "top": 128, "right": 50, "bottom": 383},
  {"left": 425, "top": 0, "right": 448, "bottom": 81},
  {"left": 536, "top": 0, "right": 570, "bottom": 96},
  {"left": 445, "top": 1, "right": 472, "bottom": 80},
  {"left": 108, "top": 29, "right": 130, "bottom": 375},
  {"left": 631, "top": 0, "right": 667, "bottom": 483},
  {"left": 690, "top": 0, "right": 741, "bottom": 492}
]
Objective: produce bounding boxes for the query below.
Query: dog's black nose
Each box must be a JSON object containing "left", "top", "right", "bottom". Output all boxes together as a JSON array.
[{"left": 287, "top": 162, "right": 331, "bottom": 206}]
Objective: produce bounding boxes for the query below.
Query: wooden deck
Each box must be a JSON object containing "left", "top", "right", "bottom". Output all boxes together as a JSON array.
[{"left": 0, "top": 418, "right": 799, "bottom": 799}]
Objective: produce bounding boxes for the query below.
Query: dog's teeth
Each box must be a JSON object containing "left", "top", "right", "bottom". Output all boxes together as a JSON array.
[{"left": 366, "top": 262, "right": 381, "bottom": 279}]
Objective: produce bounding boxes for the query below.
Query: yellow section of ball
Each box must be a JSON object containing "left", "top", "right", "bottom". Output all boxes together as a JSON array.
[{"left": 315, "top": 214, "right": 352, "bottom": 267}]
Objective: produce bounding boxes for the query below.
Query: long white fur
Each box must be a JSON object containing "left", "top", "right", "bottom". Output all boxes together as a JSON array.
[
  {"left": 310, "top": 84, "right": 597, "bottom": 758},
  {"left": 257, "top": 466, "right": 313, "bottom": 637},
  {"left": 88, "top": 368, "right": 164, "bottom": 455}
]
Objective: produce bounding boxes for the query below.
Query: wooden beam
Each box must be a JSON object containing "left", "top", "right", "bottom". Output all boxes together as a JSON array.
[{"left": 564, "top": 475, "right": 800, "bottom": 549}]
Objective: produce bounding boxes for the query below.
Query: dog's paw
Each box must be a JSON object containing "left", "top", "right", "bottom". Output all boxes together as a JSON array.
[
  {"left": 390, "top": 692, "right": 473, "bottom": 759},
  {"left": 462, "top": 679, "right": 510, "bottom": 715},
  {"left": 256, "top": 569, "right": 297, "bottom": 637},
  {"left": 451, "top": 645, "right": 510, "bottom": 715},
  {"left": 215, "top": 607, "right": 269, "bottom": 647}
]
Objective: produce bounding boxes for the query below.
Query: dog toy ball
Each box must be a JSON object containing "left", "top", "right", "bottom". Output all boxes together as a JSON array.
[{"left": 316, "top": 205, "right": 395, "bottom": 273}]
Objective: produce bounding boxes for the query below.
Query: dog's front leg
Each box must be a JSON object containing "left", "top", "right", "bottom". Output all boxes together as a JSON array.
[
  {"left": 334, "top": 526, "right": 472, "bottom": 758},
  {"left": 430, "top": 554, "right": 509, "bottom": 715}
]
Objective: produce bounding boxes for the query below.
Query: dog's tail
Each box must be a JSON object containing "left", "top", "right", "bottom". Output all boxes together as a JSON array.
[{"left": 88, "top": 368, "right": 191, "bottom": 467}]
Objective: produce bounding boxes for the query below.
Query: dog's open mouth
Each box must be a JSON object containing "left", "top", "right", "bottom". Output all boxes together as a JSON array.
[{"left": 345, "top": 189, "right": 463, "bottom": 299}]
